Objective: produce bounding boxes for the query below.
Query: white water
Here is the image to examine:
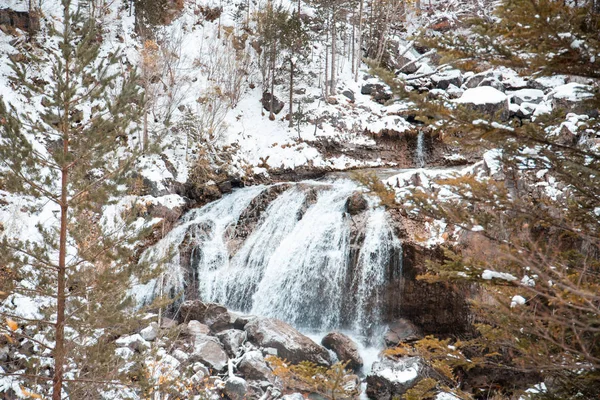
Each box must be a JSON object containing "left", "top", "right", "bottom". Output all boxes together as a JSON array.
[
  {"left": 416, "top": 131, "right": 426, "bottom": 168},
  {"left": 133, "top": 179, "right": 402, "bottom": 340}
]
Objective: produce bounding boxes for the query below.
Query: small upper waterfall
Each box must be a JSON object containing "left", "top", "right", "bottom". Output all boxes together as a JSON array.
[
  {"left": 416, "top": 130, "right": 426, "bottom": 168},
  {"left": 133, "top": 179, "right": 402, "bottom": 340}
]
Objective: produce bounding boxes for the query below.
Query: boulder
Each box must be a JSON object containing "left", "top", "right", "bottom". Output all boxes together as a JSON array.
[
  {"left": 140, "top": 322, "right": 159, "bottom": 341},
  {"left": 346, "top": 192, "right": 368, "bottom": 215},
  {"left": 463, "top": 72, "right": 489, "bottom": 89},
  {"left": 179, "top": 300, "right": 208, "bottom": 323},
  {"left": 478, "top": 78, "right": 505, "bottom": 92},
  {"left": 239, "top": 350, "right": 275, "bottom": 382},
  {"left": 245, "top": 318, "right": 331, "bottom": 366},
  {"left": 234, "top": 315, "right": 257, "bottom": 330},
  {"left": 204, "top": 303, "right": 233, "bottom": 332},
  {"left": 0, "top": 8, "right": 40, "bottom": 32},
  {"left": 361, "top": 83, "right": 384, "bottom": 95},
  {"left": 186, "top": 320, "right": 211, "bottom": 336},
  {"left": 549, "top": 83, "right": 595, "bottom": 115},
  {"left": 262, "top": 92, "right": 285, "bottom": 115},
  {"left": 342, "top": 90, "right": 355, "bottom": 102},
  {"left": 217, "top": 329, "right": 247, "bottom": 357},
  {"left": 179, "top": 300, "right": 232, "bottom": 332},
  {"left": 321, "top": 332, "right": 363, "bottom": 371},
  {"left": 366, "top": 357, "right": 424, "bottom": 400},
  {"left": 454, "top": 86, "right": 509, "bottom": 120},
  {"left": 431, "top": 69, "right": 462, "bottom": 90},
  {"left": 511, "top": 89, "right": 544, "bottom": 105},
  {"left": 189, "top": 334, "right": 229, "bottom": 371},
  {"left": 224, "top": 376, "right": 248, "bottom": 400},
  {"left": 383, "top": 319, "right": 423, "bottom": 347}
]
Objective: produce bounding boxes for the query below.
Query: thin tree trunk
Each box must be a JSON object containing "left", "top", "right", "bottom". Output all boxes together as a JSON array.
[
  {"left": 355, "top": 0, "right": 363, "bottom": 82},
  {"left": 289, "top": 59, "right": 294, "bottom": 128},
  {"left": 330, "top": 11, "right": 336, "bottom": 96},
  {"left": 269, "top": 42, "right": 276, "bottom": 120},
  {"left": 351, "top": 10, "right": 355, "bottom": 75}
]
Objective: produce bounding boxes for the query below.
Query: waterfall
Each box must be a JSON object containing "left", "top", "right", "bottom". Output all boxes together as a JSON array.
[
  {"left": 416, "top": 130, "right": 426, "bottom": 168},
  {"left": 133, "top": 180, "right": 402, "bottom": 339}
]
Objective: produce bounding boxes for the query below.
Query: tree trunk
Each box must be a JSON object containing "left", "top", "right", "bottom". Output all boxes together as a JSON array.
[
  {"left": 355, "top": 0, "right": 363, "bottom": 82},
  {"left": 289, "top": 59, "right": 294, "bottom": 128},
  {"left": 269, "top": 42, "right": 276, "bottom": 120},
  {"left": 330, "top": 11, "right": 336, "bottom": 96}
]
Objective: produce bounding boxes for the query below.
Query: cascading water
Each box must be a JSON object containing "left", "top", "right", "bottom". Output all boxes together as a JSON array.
[
  {"left": 416, "top": 130, "right": 426, "bottom": 168},
  {"left": 133, "top": 179, "right": 402, "bottom": 341}
]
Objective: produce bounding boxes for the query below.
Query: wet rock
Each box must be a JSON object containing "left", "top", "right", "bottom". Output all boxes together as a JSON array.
[
  {"left": 245, "top": 318, "right": 331, "bottom": 366},
  {"left": 454, "top": 86, "right": 509, "bottom": 120},
  {"left": 190, "top": 334, "right": 229, "bottom": 371},
  {"left": 140, "top": 322, "right": 159, "bottom": 341},
  {"left": 262, "top": 92, "right": 285, "bottom": 115},
  {"left": 224, "top": 376, "right": 248, "bottom": 400},
  {"left": 383, "top": 319, "right": 423, "bottom": 347},
  {"left": 366, "top": 357, "right": 424, "bottom": 400},
  {"left": 234, "top": 315, "right": 257, "bottom": 330},
  {"left": 239, "top": 350, "right": 275, "bottom": 382},
  {"left": 321, "top": 332, "right": 363, "bottom": 371},
  {"left": 346, "top": 192, "right": 368, "bottom": 215},
  {"left": 217, "top": 329, "right": 247, "bottom": 357},
  {"left": 186, "top": 320, "right": 211, "bottom": 336}
]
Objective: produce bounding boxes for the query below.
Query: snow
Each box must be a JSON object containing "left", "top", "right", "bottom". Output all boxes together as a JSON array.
[
  {"left": 549, "top": 82, "right": 593, "bottom": 101},
  {"left": 510, "top": 89, "right": 544, "bottom": 104},
  {"left": 483, "top": 149, "right": 502, "bottom": 175},
  {"left": 510, "top": 295, "right": 526, "bottom": 308},
  {"left": 436, "top": 393, "right": 460, "bottom": 400},
  {"left": 481, "top": 270, "right": 517, "bottom": 281},
  {"left": 455, "top": 86, "right": 507, "bottom": 105},
  {"left": 376, "top": 366, "right": 419, "bottom": 383}
]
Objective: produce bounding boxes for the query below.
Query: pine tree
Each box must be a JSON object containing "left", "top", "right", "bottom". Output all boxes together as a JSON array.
[
  {"left": 397, "top": 0, "right": 600, "bottom": 397},
  {"left": 0, "top": 0, "right": 155, "bottom": 398}
]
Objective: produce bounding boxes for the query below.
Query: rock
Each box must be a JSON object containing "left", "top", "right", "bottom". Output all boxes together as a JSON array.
[
  {"left": 396, "top": 55, "right": 419, "bottom": 74},
  {"left": 262, "top": 92, "right": 285, "bottom": 115},
  {"left": 327, "top": 96, "right": 339, "bottom": 105},
  {"left": 463, "top": 72, "right": 489, "bottom": 89},
  {"left": 361, "top": 84, "right": 383, "bottom": 95},
  {"left": 342, "top": 90, "right": 355, "bottom": 102},
  {"left": 204, "top": 303, "right": 233, "bottom": 332},
  {"left": 454, "top": 86, "right": 509, "bottom": 120},
  {"left": 190, "top": 334, "right": 229, "bottom": 371},
  {"left": 321, "top": 332, "right": 363, "bottom": 371},
  {"left": 172, "top": 349, "right": 190, "bottom": 363},
  {"left": 140, "top": 322, "right": 159, "bottom": 341},
  {"left": 179, "top": 300, "right": 208, "bottom": 323},
  {"left": 234, "top": 315, "right": 257, "bottom": 330},
  {"left": 245, "top": 318, "right": 330, "bottom": 366},
  {"left": 346, "top": 192, "right": 368, "bottom": 215},
  {"left": 511, "top": 89, "right": 544, "bottom": 105},
  {"left": 186, "top": 320, "right": 211, "bottom": 336},
  {"left": 239, "top": 350, "right": 275, "bottom": 382},
  {"left": 217, "top": 329, "right": 247, "bottom": 357},
  {"left": 383, "top": 319, "right": 423, "bottom": 347},
  {"left": 115, "top": 334, "right": 151, "bottom": 353},
  {"left": 179, "top": 300, "right": 232, "bottom": 332},
  {"left": 549, "top": 83, "right": 595, "bottom": 115},
  {"left": 0, "top": 8, "right": 40, "bottom": 32},
  {"left": 218, "top": 180, "right": 233, "bottom": 194},
  {"left": 193, "top": 362, "right": 211, "bottom": 376},
  {"left": 446, "top": 84, "right": 463, "bottom": 99},
  {"left": 478, "top": 78, "right": 505, "bottom": 92},
  {"left": 160, "top": 317, "right": 178, "bottom": 329},
  {"left": 366, "top": 357, "right": 424, "bottom": 400},
  {"left": 224, "top": 376, "right": 248, "bottom": 400},
  {"left": 431, "top": 69, "right": 463, "bottom": 90}
]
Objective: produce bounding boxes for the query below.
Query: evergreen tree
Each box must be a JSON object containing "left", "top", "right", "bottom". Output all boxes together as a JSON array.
[
  {"left": 394, "top": 0, "right": 600, "bottom": 397},
  {"left": 0, "top": 0, "right": 155, "bottom": 398}
]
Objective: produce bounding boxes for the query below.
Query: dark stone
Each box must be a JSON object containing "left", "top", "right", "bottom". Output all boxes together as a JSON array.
[
  {"left": 342, "top": 90, "right": 355, "bottom": 102},
  {"left": 321, "top": 332, "right": 363, "bottom": 371},
  {"left": 262, "top": 91, "right": 285, "bottom": 115},
  {"left": 361, "top": 84, "right": 384, "bottom": 95},
  {"left": 217, "top": 180, "right": 233, "bottom": 194},
  {"left": 346, "top": 192, "right": 368, "bottom": 215},
  {"left": 178, "top": 300, "right": 208, "bottom": 323},
  {"left": 383, "top": 319, "right": 423, "bottom": 347}
]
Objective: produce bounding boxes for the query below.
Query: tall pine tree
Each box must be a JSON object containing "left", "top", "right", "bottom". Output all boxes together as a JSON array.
[{"left": 0, "top": 0, "right": 156, "bottom": 398}]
